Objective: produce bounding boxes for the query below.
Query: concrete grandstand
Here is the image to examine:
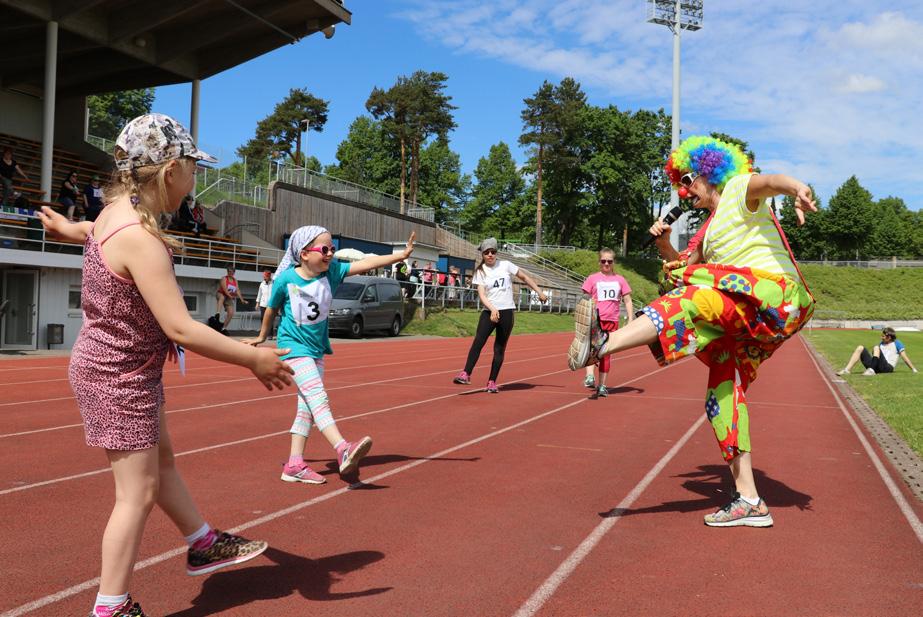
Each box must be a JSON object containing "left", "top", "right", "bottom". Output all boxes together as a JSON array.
[{"left": 0, "top": 0, "right": 580, "bottom": 351}]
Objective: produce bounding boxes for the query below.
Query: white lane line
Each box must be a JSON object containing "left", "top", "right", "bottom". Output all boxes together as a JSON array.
[
  {"left": 513, "top": 413, "right": 706, "bottom": 617},
  {"left": 0, "top": 344, "right": 550, "bottom": 407},
  {"left": 536, "top": 444, "right": 604, "bottom": 453},
  {"left": 800, "top": 336, "right": 923, "bottom": 543},
  {"left": 2, "top": 353, "right": 647, "bottom": 494},
  {"left": 0, "top": 348, "right": 573, "bottom": 439},
  {"left": 2, "top": 362, "right": 671, "bottom": 617}
]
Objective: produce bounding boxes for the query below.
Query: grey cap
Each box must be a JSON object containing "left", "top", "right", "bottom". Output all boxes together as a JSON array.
[
  {"left": 114, "top": 113, "right": 217, "bottom": 172},
  {"left": 478, "top": 237, "right": 498, "bottom": 252}
]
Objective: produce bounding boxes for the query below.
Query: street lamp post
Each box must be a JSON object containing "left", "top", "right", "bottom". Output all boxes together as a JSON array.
[{"left": 647, "top": 1, "right": 703, "bottom": 222}]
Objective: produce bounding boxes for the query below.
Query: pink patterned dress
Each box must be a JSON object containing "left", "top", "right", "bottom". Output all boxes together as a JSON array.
[{"left": 69, "top": 222, "right": 172, "bottom": 450}]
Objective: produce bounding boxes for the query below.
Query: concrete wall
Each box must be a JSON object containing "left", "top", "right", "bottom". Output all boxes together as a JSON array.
[
  {"left": 212, "top": 182, "right": 439, "bottom": 251},
  {"left": 0, "top": 89, "right": 43, "bottom": 141}
]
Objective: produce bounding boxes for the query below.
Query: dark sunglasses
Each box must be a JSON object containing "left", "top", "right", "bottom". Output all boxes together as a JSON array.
[
  {"left": 599, "top": 259, "right": 613, "bottom": 264},
  {"left": 306, "top": 245, "right": 335, "bottom": 256},
  {"left": 680, "top": 172, "right": 698, "bottom": 187},
  {"left": 482, "top": 249, "right": 497, "bottom": 256}
]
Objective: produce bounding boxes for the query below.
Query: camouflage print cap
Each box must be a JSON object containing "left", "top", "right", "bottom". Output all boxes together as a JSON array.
[{"left": 114, "top": 113, "right": 217, "bottom": 171}]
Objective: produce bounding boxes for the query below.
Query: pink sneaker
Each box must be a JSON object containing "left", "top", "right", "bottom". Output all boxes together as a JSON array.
[
  {"left": 281, "top": 462, "right": 326, "bottom": 484},
  {"left": 453, "top": 370, "right": 470, "bottom": 384},
  {"left": 486, "top": 380, "right": 499, "bottom": 393},
  {"left": 338, "top": 436, "right": 373, "bottom": 475}
]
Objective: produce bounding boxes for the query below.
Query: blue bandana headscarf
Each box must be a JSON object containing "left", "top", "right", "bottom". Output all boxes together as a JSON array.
[{"left": 274, "top": 225, "right": 328, "bottom": 278}]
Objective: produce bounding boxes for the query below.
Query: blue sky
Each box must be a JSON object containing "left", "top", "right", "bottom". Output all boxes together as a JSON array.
[{"left": 154, "top": 1, "right": 923, "bottom": 211}]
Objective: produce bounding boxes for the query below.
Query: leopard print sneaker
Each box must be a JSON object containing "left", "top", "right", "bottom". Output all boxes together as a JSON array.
[{"left": 186, "top": 530, "right": 268, "bottom": 576}]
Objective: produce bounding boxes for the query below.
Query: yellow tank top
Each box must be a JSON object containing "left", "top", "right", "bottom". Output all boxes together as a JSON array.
[{"left": 702, "top": 173, "right": 798, "bottom": 278}]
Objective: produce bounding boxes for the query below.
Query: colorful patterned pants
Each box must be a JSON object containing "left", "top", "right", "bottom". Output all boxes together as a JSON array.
[
  {"left": 287, "top": 356, "right": 336, "bottom": 438},
  {"left": 641, "top": 264, "right": 814, "bottom": 461}
]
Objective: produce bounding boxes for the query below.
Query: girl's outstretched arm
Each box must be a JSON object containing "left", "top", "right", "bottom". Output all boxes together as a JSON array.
[
  {"left": 900, "top": 350, "right": 918, "bottom": 373},
  {"left": 515, "top": 269, "right": 548, "bottom": 303},
  {"left": 37, "top": 206, "right": 92, "bottom": 243},
  {"left": 120, "top": 227, "right": 293, "bottom": 389},
  {"left": 349, "top": 231, "right": 416, "bottom": 275}
]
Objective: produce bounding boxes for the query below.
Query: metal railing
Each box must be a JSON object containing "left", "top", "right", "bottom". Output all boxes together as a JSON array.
[
  {"left": 85, "top": 134, "right": 115, "bottom": 155},
  {"left": 799, "top": 259, "right": 923, "bottom": 268},
  {"left": 276, "top": 165, "right": 436, "bottom": 222},
  {"left": 500, "top": 242, "right": 586, "bottom": 286},
  {"left": 396, "top": 278, "right": 578, "bottom": 314},
  {"left": 0, "top": 213, "right": 282, "bottom": 272}
]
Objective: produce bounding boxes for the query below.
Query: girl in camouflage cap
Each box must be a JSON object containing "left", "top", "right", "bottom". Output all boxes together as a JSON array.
[{"left": 39, "top": 114, "right": 293, "bottom": 617}]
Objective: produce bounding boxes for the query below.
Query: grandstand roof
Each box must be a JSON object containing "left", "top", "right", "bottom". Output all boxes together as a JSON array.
[{"left": 0, "top": 0, "right": 351, "bottom": 97}]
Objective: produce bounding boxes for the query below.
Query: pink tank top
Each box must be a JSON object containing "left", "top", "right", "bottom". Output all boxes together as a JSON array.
[{"left": 71, "top": 223, "right": 171, "bottom": 379}]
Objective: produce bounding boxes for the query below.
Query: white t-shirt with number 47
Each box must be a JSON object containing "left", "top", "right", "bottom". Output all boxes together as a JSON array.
[{"left": 472, "top": 260, "right": 520, "bottom": 311}]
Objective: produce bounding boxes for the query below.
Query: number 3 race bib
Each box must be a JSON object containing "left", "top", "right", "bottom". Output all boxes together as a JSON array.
[{"left": 288, "top": 279, "right": 332, "bottom": 326}]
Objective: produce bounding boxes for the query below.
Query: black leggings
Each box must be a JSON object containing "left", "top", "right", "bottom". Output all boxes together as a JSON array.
[{"left": 464, "top": 309, "right": 515, "bottom": 381}]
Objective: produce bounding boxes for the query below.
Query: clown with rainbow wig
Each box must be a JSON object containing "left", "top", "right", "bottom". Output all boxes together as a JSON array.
[{"left": 567, "top": 135, "right": 817, "bottom": 528}]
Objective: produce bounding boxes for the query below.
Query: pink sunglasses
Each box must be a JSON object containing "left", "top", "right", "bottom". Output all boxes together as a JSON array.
[{"left": 305, "top": 245, "right": 335, "bottom": 256}]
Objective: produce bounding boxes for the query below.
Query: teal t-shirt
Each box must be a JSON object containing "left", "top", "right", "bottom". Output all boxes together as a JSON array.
[{"left": 269, "top": 260, "right": 351, "bottom": 360}]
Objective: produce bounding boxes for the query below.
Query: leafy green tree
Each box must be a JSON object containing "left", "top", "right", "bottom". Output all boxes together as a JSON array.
[
  {"left": 538, "top": 77, "right": 588, "bottom": 246},
  {"left": 464, "top": 142, "right": 526, "bottom": 239},
  {"left": 779, "top": 189, "right": 831, "bottom": 260},
  {"left": 237, "top": 88, "right": 328, "bottom": 166},
  {"left": 324, "top": 116, "right": 401, "bottom": 195},
  {"left": 520, "top": 81, "right": 556, "bottom": 245},
  {"left": 405, "top": 71, "right": 457, "bottom": 208},
  {"left": 367, "top": 70, "right": 457, "bottom": 212},
  {"left": 416, "top": 138, "right": 470, "bottom": 224},
  {"left": 867, "top": 196, "right": 913, "bottom": 258},
  {"left": 87, "top": 89, "right": 155, "bottom": 140},
  {"left": 826, "top": 176, "right": 875, "bottom": 259}
]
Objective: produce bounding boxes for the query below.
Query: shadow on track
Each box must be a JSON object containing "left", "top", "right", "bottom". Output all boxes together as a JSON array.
[
  {"left": 598, "top": 465, "right": 813, "bottom": 518},
  {"left": 166, "top": 547, "right": 391, "bottom": 616}
]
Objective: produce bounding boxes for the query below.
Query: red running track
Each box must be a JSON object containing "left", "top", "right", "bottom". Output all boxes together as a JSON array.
[{"left": 0, "top": 332, "right": 921, "bottom": 616}]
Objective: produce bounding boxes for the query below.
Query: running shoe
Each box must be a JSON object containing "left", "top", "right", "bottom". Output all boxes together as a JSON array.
[
  {"left": 281, "top": 462, "right": 326, "bottom": 484},
  {"left": 567, "top": 298, "right": 608, "bottom": 371},
  {"left": 597, "top": 385, "right": 608, "bottom": 398},
  {"left": 835, "top": 368, "right": 849, "bottom": 376},
  {"left": 89, "top": 596, "right": 146, "bottom": 617},
  {"left": 583, "top": 374, "right": 596, "bottom": 389},
  {"left": 862, "top": 368, "right": 876, "bottom": 376},
  {"left": 186, "top": 531, "right": 269, "bottom": 576},
  {"left": 453, "top": 370, "right": 471, "bottom": 384},
  {"left": 703, "top": 492, "right": 773, "bottom": 528},
  {"left": 338, "top": 436, "right": 373, "bottom": 475},
  {"left": 486, "top": 380, "right": 499, "bottom": 393}
]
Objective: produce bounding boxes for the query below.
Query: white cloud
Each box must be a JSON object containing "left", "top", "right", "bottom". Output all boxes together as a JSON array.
[
  {"left": 839, "top": 74, "right": 886, "bottom": 94},
  {"left": 398, "top": 1, "right": 923, "bottom": 207}
]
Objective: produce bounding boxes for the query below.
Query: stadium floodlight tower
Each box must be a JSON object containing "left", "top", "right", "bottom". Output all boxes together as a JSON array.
[{"left": 647, "top": 0, "right": 703, "bottom": 215}]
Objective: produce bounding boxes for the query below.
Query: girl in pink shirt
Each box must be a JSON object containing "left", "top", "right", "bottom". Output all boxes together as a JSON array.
[{"left": 580, "top": 248, "right": 632, "bottom": 398}]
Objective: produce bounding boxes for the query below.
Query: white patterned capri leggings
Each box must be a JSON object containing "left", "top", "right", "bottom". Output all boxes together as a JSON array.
[{"left": 287, "top": 356, "right": 336, "bottom": 437}]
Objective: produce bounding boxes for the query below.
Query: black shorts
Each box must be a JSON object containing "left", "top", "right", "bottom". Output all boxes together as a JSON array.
[{"left": 860, "top": 348, "right": 894, "bottom": 374}]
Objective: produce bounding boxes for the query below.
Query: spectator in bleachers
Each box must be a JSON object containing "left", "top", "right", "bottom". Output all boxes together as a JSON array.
[
  {"left": 447, "top": 266, "right": 460, "bottom": 301},
  {"left": 171, "top": 195, "right": 196, "bottom": 232},
  {"left": 57, "top": 170, "right": 82, "bottom": 220},
  {"left": 191, "top": 200, "right": 210, "bottom": 236},
  {"left": 1, "top": 147, "right": 30, "bottom": 207},
  {"left": 83, "top": 175, "right": 105, "bottom": 222}
]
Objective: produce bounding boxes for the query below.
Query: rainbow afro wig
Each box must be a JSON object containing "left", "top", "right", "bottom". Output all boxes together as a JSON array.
[{"left": 665, "top": 136, "right": 752, "bottom": 192}]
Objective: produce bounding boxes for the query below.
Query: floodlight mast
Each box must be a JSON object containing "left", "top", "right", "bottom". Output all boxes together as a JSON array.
[{"left": 647, "top": 1, "right": 703, "bottom": 218}]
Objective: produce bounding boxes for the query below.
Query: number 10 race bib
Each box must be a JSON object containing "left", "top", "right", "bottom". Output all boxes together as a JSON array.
[{"left": 596, "top": 281, "right": 621, "bottom": 302}]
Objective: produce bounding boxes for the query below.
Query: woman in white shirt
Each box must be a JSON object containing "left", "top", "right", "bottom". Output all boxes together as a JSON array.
[{"left": 453, "top": 238, "right": 547, "bottom": 393}]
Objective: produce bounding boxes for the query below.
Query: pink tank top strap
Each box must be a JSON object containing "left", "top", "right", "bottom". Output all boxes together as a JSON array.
[{"left": 98, "top": 222, "right": 143, "bottom": 246}]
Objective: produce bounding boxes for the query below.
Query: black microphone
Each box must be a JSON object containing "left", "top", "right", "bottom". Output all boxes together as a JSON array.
[{"left": 642, "top": 204, "right": 686, "bottom": 248}]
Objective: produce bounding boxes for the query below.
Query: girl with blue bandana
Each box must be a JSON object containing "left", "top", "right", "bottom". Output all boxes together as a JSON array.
[{"left": 247, "top": 226, "right": 415, "bottom": 484}]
